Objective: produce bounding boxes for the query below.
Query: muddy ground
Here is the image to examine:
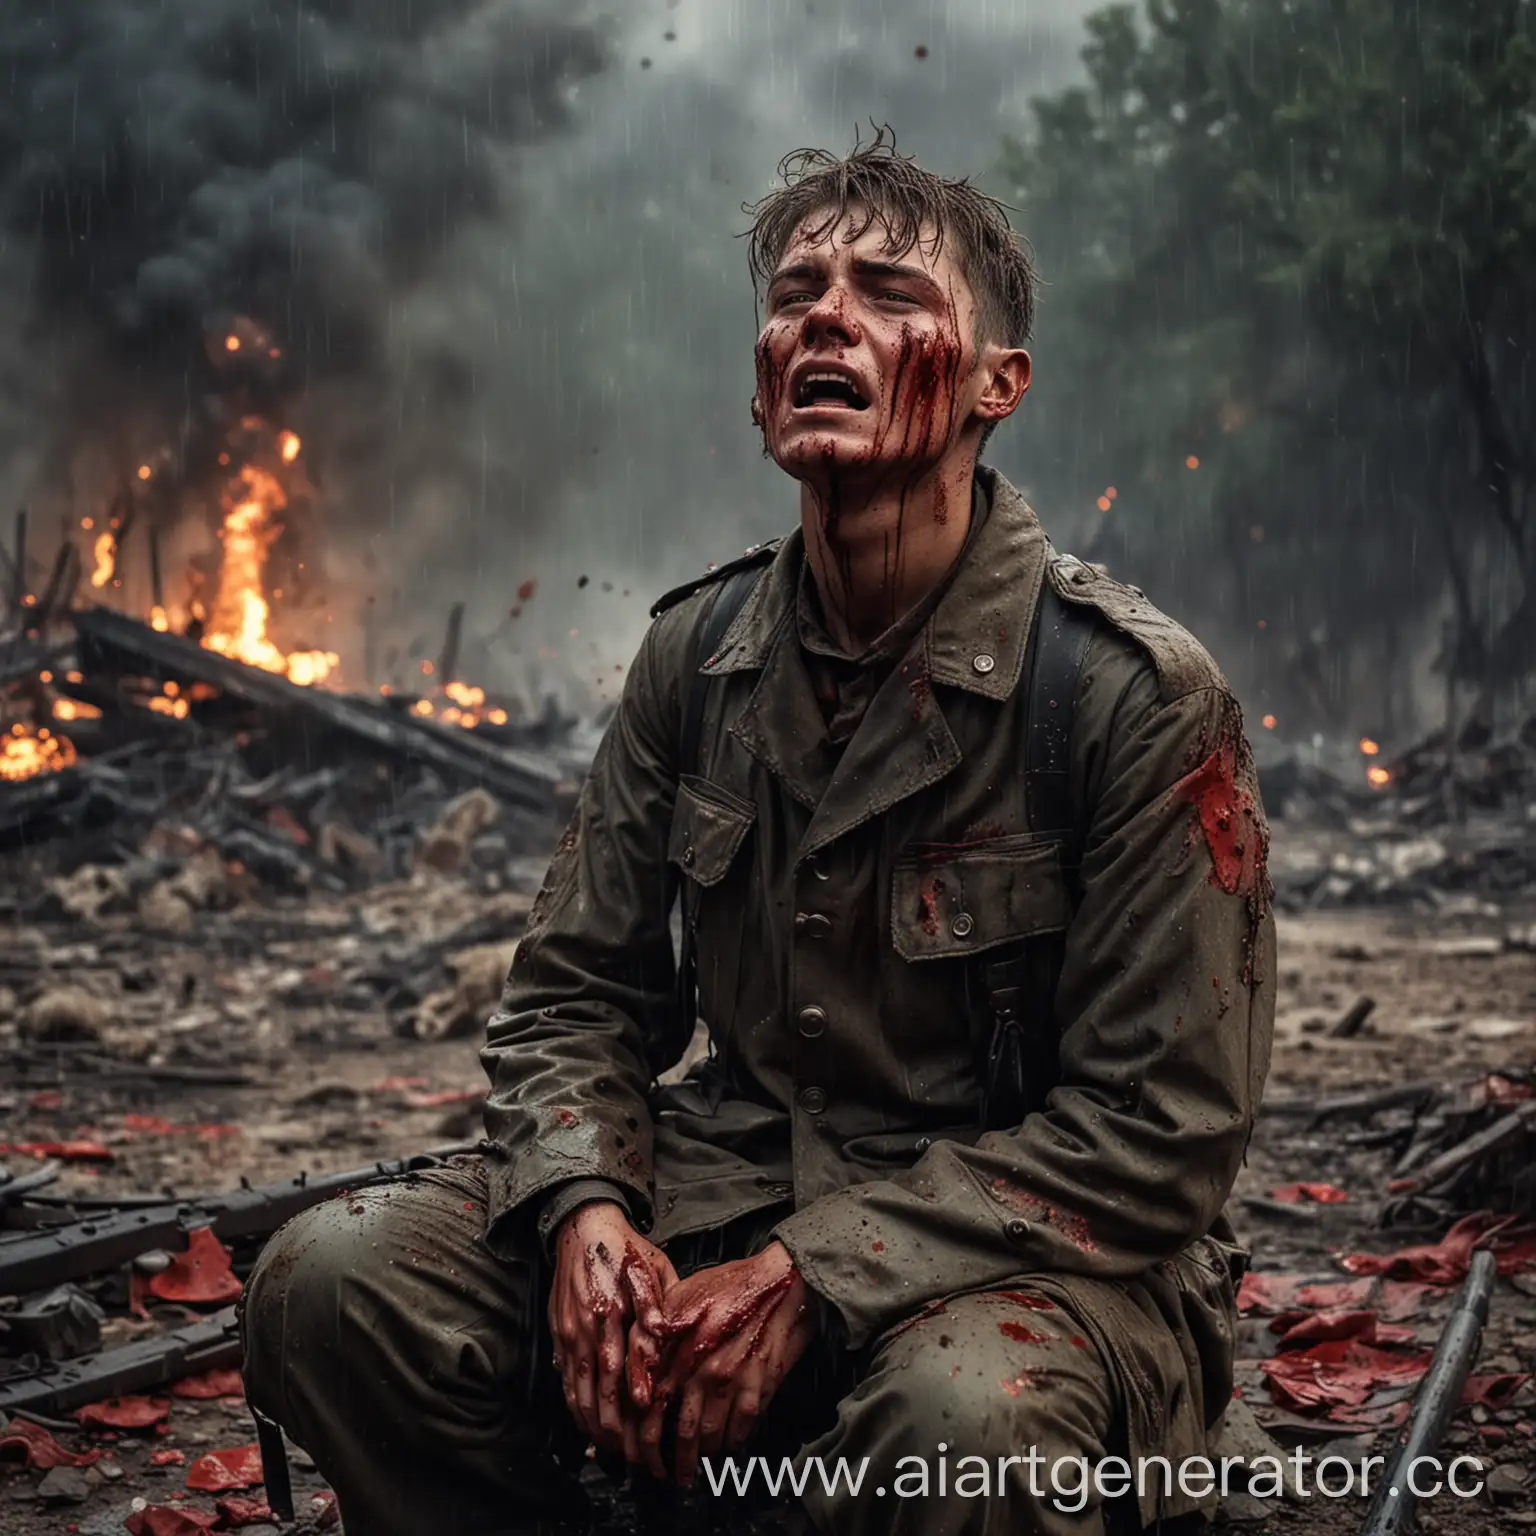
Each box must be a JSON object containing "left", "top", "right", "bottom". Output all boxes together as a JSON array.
[{"left": 1, "top": 889, "right": 1534, "bottom": 1534}]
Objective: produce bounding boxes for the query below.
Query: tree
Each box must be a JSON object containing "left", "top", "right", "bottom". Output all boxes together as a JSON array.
[{"left": 998, "top": 0, "right": 1536, "bottom": 733}]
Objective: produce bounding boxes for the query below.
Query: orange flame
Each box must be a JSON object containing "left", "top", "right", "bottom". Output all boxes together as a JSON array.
[
  {"left": 279, "top": 431, "right": 301, "bottom": 464},
  {"left": 1367, "top": 765, "right": 1390, "bottom": 788},
  {"left": 53, "top": 698, "right": 102, "bottom": 722},
  {"left": 1360, "top": 738, "right": 1380, "bottom": 756},
  {"left": 2, "top": 722, "right": 77, "bottom": 782},
  {"left": 202, "top": 463, "right": 337, "bottom": 686},
  {"left": 90, "top": 530, "right": 117, "bottom": 589}
]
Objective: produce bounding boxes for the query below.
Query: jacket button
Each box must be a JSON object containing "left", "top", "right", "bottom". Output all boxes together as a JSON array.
[
  {"left": 799, "top": 1086, "right": 827, "bottom": 1114},
  {"left": 794, "top": 912, "right": 833, "bottom": 939},
  {"left": 797, "top": 1006, "right": 828, "bottom": 1038},
  {"left": 951, "top": 912, "right": 975, "bottom": 938},
  {"left": 682, "top": 846, "right": 696, "bottom": 867},
  {"left": 972, "top": 653, "right": 996, "bottom": 674},
  {"left": 1005, "top": 1218, "right": 1031, "bottom": 1242},
  {"left": 915, "top": 1137, "right": 932, "bottom": 1154}
]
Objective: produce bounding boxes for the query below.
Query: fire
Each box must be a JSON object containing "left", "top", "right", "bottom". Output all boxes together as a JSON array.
[
  {"left": 203, "top": 463, "right": 338, "bottom": 686},
  {"left": 225, "top": 335, "right": 241, "bottom": 353},
  {"left": 1261, "top": 714, "right": 1277, "bottom": 729},
  {"left": 90, "top": 530, "right": 117, "bottom": 589},
  {"left": 1367, "top": 765, "right": 1390, "bottom": 788},
  {"left": 53, "top": 698, "right": 102, "bottom": 722},
  {"left": 279, "top": 431, "right": 301, "bottom": 464},
  {"left": 1360, "top": 738, "right": 1380, "bottom": 756},
  {"left": 149, "top": 606, "right": 169, "bottom": 632},
  {"left": 2, "top": 722, "right": 77, "bottom": 782}
]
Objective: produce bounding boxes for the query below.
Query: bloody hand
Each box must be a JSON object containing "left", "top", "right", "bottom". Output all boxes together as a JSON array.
[
  {"left": 549, "top": 1201, "right": 678, "bottom": 1458},
  {"left": 635, "top": 1240, "right": 819, "bottom": 1487}
]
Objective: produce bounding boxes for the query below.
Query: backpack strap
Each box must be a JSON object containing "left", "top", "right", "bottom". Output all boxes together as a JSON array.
[
  {"left": 980, "top": 573, "right": 1097, "bottom": 1130},
  {"left": 669, "top": 559, "right": 771, "bottom": 1066}
]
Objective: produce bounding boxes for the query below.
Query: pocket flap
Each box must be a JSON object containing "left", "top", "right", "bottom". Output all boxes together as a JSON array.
[
  {"left": 667, "top": 775, "right": 756, "bottom": 887},
  {"left": 891, "top": 835, "right": 1071, "bottom": 960}
]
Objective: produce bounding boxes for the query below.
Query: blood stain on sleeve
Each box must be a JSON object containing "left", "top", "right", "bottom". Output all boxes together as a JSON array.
[
  {"left": 999, "top": 1321, "right": 1048, "bottom": 1345},
  {"left": 1176, "top": 709, "right": 1272, "bottom": 917}
]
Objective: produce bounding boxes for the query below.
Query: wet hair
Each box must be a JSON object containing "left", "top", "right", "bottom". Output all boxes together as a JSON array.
[{"left": 743, "top": 124, "right": 1037, "bottom": 351}]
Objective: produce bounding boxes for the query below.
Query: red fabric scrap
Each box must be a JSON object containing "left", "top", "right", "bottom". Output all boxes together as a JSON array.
[
  {"left": 126, "top": 1508, "right": 220, "bottom": 1536},
  {"left": 28, "top": 1089, "right": 64, "bottom": 1111},
  {"left": 0, "top": 1417, "right": 100, "bottom": 1469},
  {"left": 151, "top": 1448, "right": 187, "bottom": 1467},
  {"left": 1260, "top": 1339, "right": 1431, "bottom": 1413},
  {"left": 213, "top": 1496, "right": 275, "bottom": 1527},
  {"left": 1271, "top": 1182, "right": 1350, "bottom": 1204},
  {"left": 0, "top": 1139, "right": 113, "bottom": 1161},
  {"left": 1236, "top": 1272, "right": 1303, "bottom": 1315},
  {"left": 1337, "top": 1213, "right": 1536, "bottom": 1285},
  {"left": 1478, "top": 1074, "right": 1533, "bottom": 1107},
  {"left": 148, "top": 1227, "right": 242, "bottom": 1305},
  {"left": 1294, "top": 1279, "right": 1377, "bottom": 1310},
  {"left": 1462, "top": 1373, "right": 1529, "bottom": 1409},
  {"left": 1273, "top": 1310, "right": 1415, "bottom": 1348},
  {"left": 172, "top": 1369, "right": 245, "bottom": 1400},
  {"left": 76, "top": 1396, "right": 170, "bottom": 1430},
  {"left": 185, "top": 1443, "right": 263, "bottom": 1492}
]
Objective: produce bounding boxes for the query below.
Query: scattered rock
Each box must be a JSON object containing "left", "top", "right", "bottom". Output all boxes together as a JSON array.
[
  {"left": 35, "top": 1464, "right": 91, "bottom": 1503},
  {"left": 1488, "top": 1464, "right": 1529, "bottom": 1504},
  {"left": 21, "top": 985, "right": 107, "bottom": 1043}
]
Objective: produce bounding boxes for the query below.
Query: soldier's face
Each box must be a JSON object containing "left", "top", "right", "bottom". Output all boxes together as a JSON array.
[{"left": 752, "top": 208, "right": 995, "bottom": 487}]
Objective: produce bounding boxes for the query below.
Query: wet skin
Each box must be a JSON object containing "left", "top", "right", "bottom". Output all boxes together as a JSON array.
[
  {"left": 550, "top": 208, "right": 1031, "bottom": 1485},
  {"left": 751, "top": 207, "right": 1031, "bottom": 649}
]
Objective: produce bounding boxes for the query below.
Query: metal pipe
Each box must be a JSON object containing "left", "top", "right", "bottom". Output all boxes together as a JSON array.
[{"left": 1360, "top": 1248, "right": 1497, "bottom": 1536}]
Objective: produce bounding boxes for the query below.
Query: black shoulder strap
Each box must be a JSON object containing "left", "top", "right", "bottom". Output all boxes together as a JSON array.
[
  {"left": 981, "top": 564, "right": 1097, "bottom": 1130},
  {"left": 669, "top": 562, "right": 768, "bottom": 1068}
]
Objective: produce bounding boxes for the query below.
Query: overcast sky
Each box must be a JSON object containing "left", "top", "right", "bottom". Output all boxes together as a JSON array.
[{"left": 1, "top": 0, "right": 1103, "bottom": 698}]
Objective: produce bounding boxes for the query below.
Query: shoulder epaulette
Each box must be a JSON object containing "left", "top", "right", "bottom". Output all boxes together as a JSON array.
[
  {"left": 1046, "top": 552, "right": 1230, "bottom": 702},
  {"left": 649, "top": 539, "right": 783, "bottom": 619}
]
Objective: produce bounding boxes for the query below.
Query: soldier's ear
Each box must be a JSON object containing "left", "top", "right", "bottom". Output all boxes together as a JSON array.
[{"left": 973, "top": 348, "right": 1031, "bottom": 424}]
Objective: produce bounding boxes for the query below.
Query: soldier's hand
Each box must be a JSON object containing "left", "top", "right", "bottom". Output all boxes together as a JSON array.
[
  {"left": 549, "top": 1201, "right": 677, "bottom": 1457},
  {"left": 637, "top": 1240, "right": 818, "bottom": 1487}
]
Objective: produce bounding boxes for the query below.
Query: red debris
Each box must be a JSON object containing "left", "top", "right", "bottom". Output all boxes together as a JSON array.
[
  {"left": 1236, "top": 1272, "right": 1304, "bottom": 1315},
  {"left": 1477, "top": 1074, "right": 1533, "bottom": 1107},
  {"left": 76, "top": 1396, "right": 171, "bottom": 1430},
  {"left": 1271, "top": 1182, "right": 1350, "bottom": 1204},
  {"left": 1294, "top": 1279, "right": 1376, "bottom": 1309},
  {"left": 213, "top": 1497, "right": 275, "bottom": 1527},
  {"left": 1461, "top": 1373, "right": 1530, "bottom": 1409},
  {"left": 126, "top": 1509, "right": 219, "bottom": 1536},
  {"left": 1260, "top": 1338, "right": 1432, "bottom": 1413},
  {"left": 1337, "top": 1213, "right": 1536, "bottom": 1285},
  {"left": 185, "top": 1443, "right": 263, "bottom": 1492},
  {"left": 151, "top": 1449, "right": 187, "bottom": 1467},
  {"left": 1273, "top": 1310, "right": 1415, "bottom": 1348},
  {"left": 148, "top": 1228, "right": 242, "bottom": 1305},
  {"left": 28, "top": 1089, "right": 64, "bottom": 1111},
  {"left": 0, "top": 1417, "right": 101, "bottom": 1469},
  {"left": 123, "top": 1114, "right": 238, "bottom": 1141},
  {"left": 0, "top": 1139, "right": 113, "bottom": 1161},
  {"left": 172, "top": 1369, "right": 245, "bottom": 1400}
]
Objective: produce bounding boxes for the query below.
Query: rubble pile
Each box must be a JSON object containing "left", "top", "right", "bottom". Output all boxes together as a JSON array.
[
  {"left": 1, "top": 607, "right": 595, "bottom": 909},
  {"left": 1262, "top": 723, "right": 1536, "bottom": 909}
]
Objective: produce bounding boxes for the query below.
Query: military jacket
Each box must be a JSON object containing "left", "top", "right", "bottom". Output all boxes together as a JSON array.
[{"left": 481, "top": 467, "right": 1276, "bottom": 1365}]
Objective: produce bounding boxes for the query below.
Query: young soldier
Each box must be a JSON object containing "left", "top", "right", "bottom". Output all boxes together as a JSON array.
[{"left": 242, "top": 132, "right": 1275, "bottom": 1536}]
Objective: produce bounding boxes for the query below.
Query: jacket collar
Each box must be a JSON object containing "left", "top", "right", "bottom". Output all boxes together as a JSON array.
[{"left": 703, "top": 464, "right": 1047, "bottom": 701}]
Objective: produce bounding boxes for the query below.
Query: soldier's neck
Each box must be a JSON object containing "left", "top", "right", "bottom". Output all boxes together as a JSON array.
[{"left": 798, "top": 460, "right": 974, "bottom": 653}]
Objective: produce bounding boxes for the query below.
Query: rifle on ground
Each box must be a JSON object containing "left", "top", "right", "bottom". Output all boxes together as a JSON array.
[{"left": 0, "top": 1145, "right": 474, "bottom": 1295}]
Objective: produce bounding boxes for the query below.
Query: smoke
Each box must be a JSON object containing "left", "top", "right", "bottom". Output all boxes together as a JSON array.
[{"left": 0, "top": 0, "right": 609, "bottom": 667}]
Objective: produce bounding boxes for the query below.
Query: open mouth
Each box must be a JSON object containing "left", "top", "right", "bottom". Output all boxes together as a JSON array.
[{"left": 793, "top": 371, "right": 870, "bottom": 411}]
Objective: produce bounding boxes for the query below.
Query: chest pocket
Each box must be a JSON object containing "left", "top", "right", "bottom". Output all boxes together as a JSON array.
[
  {"left": 890, "top": 834, "right": 1070, "bottom": 960},
  {"left": 667, "top": 775, "right": 756, "bottom": 886}
]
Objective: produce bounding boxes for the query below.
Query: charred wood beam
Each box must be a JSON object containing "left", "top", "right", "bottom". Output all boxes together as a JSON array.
[
  {"left": 1386, "top": 1099, "right": 1536, "bottom": 1197},
  {"left": 72, "top": 607, "right": 562, "bottom": 810},
  {"left": 439, "top": 600, "right": 465, "bottom": 684},
  {"left": 30, "top": 541, "right": 80, "bottom": 635},
  {"left": 148, "top": 523, "right": 165, "bottom": 610}
]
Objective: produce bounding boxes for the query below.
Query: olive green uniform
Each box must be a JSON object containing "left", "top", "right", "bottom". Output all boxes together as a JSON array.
[{"left": 242, "top": 467, "right": 1276, "bottom": 1535}]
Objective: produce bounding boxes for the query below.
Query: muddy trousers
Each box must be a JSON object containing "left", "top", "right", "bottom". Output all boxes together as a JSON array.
[{"left": 240, "top": 1156, "right": 1165, "bottom": 1536}]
